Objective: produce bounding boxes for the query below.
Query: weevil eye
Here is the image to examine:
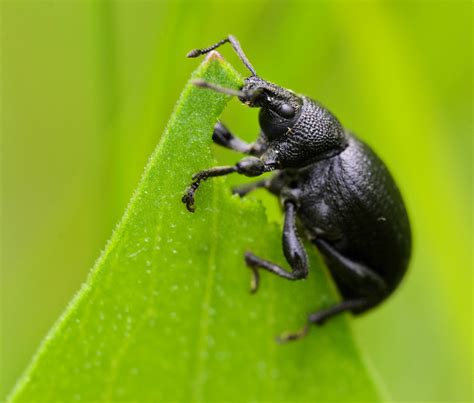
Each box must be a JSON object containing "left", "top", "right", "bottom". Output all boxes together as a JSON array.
[{"left": 277, "top": 103, "right": 296, "bottom": 119}]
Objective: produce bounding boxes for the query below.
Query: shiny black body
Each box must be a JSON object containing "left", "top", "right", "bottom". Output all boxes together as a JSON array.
[
  {"left": 182, "top": 36, "right": 411, "bottom": 341},
  {"left": 271, "top": 133, "right": 411, "bottom": 305}
]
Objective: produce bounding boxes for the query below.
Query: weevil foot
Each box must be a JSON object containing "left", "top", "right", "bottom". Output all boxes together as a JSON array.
[
  {"left": 245, "top": 252, "right": 261, "bottom": 293},
  {"left": 182, "top": 182, "right": 199, "bottom": 212},
  {"left": 249, "top": 265, "right": 260, "bottom": 294},
  {"left": 275, "top": 324, "right": 310, "bottom": 344}
]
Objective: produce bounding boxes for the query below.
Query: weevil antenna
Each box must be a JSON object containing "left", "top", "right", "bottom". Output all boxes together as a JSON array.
[
  {"left": 192, "top": 79, "right": 259, "bottom": 101},
  {"left": 187, "top": 35, "right": 257, "bottom": 76}
]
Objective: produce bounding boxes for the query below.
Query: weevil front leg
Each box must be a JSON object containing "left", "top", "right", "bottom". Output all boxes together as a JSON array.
[
  {"left": 182, "top": 157, "right": 274, "bottom": 212},
  {"left": 245, "top": 201, "right": 309, "bottom": 293},
  {"left": 213, "top": 121, "right": 267, "bottom": 156},
  {"left": 213, "top": 121, "right": 252, "bottom": 154}
]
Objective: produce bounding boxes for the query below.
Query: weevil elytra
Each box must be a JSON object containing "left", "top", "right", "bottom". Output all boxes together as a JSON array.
[{"left": 182, "top": 35, "right": 411, "bottom": 341}]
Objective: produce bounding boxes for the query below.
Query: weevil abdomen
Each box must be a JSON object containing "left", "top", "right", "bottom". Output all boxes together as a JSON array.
[{"left": 296, "top": 135, "right": 411, "bottom": 302}]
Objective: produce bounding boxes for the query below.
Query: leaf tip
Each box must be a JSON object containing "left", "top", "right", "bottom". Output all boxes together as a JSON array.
[{"left": 204, "top": 50, "right": 224, "bottom": 62}]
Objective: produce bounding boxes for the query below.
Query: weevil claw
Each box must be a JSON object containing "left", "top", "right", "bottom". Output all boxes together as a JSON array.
[{"left": 181, "top": 191, "right": 196, "bottom": 213}]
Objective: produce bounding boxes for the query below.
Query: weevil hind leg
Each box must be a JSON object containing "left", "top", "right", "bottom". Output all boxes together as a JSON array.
[
  {"left": 276, "top": 298, "right": 374, "bottom": 343},
  {"left": 278, "top": 239, "right": 387, "bottom": 342},
  {"left": 307, "top": 238, "right": 387, "bottom": 326},
  {"left": 315, "top": 238, "right": 388, "bottom": 298},
  {"left": 245, "top": 201, "right": 309, "bottom": 293},
  {"left": 307, "top": 298, "right": 376, "bottom": 325}
]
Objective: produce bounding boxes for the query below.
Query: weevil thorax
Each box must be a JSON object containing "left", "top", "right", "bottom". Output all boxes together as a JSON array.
[{"left": 241, "top": 76, "right": 348, "bottom": 169}]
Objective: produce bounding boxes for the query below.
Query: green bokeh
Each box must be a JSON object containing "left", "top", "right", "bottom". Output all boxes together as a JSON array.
[{"left": 2, "top": 0, "right": 472, "bottom": 401}]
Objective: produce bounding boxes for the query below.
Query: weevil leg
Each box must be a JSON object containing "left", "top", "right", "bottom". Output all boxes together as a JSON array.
[
  {"left": 307, "top": 298, "right": 374, "bottom": 325},
  {"left": 315, "top": 238, "right": 388, "bottom": 297},
  {"left": 276, "top": 299, "right": 373, "bottom": 343},
  {"left": 182, "top": 165, "right": 237, "bottom": 212},
  {"left": 232, "top": 178, "right": 270, "bottom": 197},
  {"left": 182, "top": 157, "right": 274, "bottom": 212},
  {"left": 213, "top": 121, "right": 253, "bottom": 153},
  {"left": 233, "top": 170, "right": 292, "bottom": 198},
  {"left": 277, "top": 240, "right": 388, "bottom": 342},
  {"left": 245, "top": 201, "right": 309, "bottom": 293},
  {"left": 213, "top": 121, "right": 267, "bottom": 157}
]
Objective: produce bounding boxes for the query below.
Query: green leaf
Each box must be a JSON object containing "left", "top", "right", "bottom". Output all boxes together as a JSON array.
[{"left": 8, "top": 53, "right": 381, "bottom": 402}]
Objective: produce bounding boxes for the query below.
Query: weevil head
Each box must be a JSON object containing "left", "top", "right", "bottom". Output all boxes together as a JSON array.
[{"left": 240, "top": 76, "right": 303, "bottom": 140}]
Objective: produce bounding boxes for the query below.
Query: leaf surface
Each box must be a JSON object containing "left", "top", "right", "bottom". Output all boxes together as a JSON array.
[{"left": 9, "top": 53, "right": 381, "bottom": 402}]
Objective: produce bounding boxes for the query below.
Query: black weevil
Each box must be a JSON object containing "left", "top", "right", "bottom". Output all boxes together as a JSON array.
[{"left": 182, "top": 35, "right": 411, "bottom": 341}]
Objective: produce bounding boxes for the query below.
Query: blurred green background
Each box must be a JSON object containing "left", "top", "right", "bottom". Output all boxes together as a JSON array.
[{"left": 1, "top": 0, "right": 472, "bottom": 401}]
